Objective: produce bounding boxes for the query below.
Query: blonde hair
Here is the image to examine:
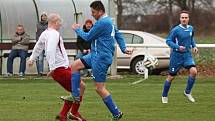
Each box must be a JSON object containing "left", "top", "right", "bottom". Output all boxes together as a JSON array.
[{"left": 48, "top": 13, "right": 61, "bottom": 24}]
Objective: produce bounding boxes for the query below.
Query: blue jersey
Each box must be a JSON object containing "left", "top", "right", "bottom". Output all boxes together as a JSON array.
[
  {"left": 166, "top": 24, "right": 196, "bottom": 53},
  {"left": 75, "top": 15, "right": 126, "bottom": 64}
]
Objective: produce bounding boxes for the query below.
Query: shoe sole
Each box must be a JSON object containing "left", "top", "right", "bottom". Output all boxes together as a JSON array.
[
  {"left": 68, "top": 114, "right": 82, "bottom": 121},
  {"left": 60, "top": 96, "right": 74, "bottom": 102}
]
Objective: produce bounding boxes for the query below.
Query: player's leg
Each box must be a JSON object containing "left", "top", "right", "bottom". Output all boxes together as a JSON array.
[
  {"left": 95, "top": 82, "right": 123, "bottom": 120},
  {"left": 93, "top": 62, "right": 122, "bottom": 120},
  {"left": 183, "top": 66, "right": 197, "bottom": 103},
  {"left": 52, "top": 67, "right": 86, "bottom": 120},
  {"left": 71, "top": 54, "right": 91, "bottom": 102},
  {"left": 51, "top": 67, "right": 73, "bottom": 121},
  {"left": 161, "top": 75, "right": 174, "bottom": 103},
  {"left": 68, "top": 80, "right": 86, "bottom": 121},
  {"left": 56, "top": 100, "right": 72, "bottom": 121},
  {"left": 183, "top": 54, "right": 197, "bottom": 102},
  {"left": 162, "top": 52, "right": 182, "bottom": 103},
  {"left": 185, "top": 66, "right": 197, "bottom": 93}
]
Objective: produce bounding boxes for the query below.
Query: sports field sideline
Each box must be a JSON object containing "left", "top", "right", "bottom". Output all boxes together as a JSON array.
[{"left": 0, "top": 75, "right": 214, "bottom": 121}]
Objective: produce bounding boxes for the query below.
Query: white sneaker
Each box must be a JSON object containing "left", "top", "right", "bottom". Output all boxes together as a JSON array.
[
  {"left": 4, "top": 73, "right": 13, "bottom": 77},
  {"left": 162, "top": 97, "right": 168, "bottom": 103},
  {"left": 184, "top": 91, "right": 195, "bottom": 103}
]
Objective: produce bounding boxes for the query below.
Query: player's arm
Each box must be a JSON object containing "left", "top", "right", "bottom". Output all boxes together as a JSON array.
[
  {"left": 29, "top": 35, "right": 45, "bottom": 62},
  {"left": 114, "top": 25, "right": 133, "bottom": 55},
  {"left": 191, "top": 30, "right": 198, "bottom": 54},
  {"left": 166, "top": 28, "right": 185, "bottom": 52},
  {"left": 114, "top": 25, "right": 126, "bottom": 52},
  {"left": 166, "top": 29, "right": 180, "bottom": 50},
  {"left": 28, "top": 35, "right": 45, "bottom": 67},
  {"left": 191, "top": 30, "right": 197, "bottom": 48},
  {"left": 73, "top": 22, "right": 103, "bottom": 42}
]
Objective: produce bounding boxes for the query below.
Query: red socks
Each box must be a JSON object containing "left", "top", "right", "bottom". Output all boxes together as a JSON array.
[
  {"left": 71, "top": 96, "right": 83, "bottom": 114},
  {"left": 60, "top": 100, "right": 73, "bottom": 117}
]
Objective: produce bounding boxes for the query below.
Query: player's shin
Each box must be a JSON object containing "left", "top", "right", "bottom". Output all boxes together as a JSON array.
[
  {"left": 185, "top": 76, "right": 196, "bottom": 94},
  {"left": 162, "top": 80, "right": 172, "bottom": 97},
  {"left": 59, "top": 100, "right": 73, "bottom": 117},
  {"left": 71, "top": 96, "right": 82, "bottom": 114},
  {"left": 103, "top": 95, "right": 120, "bottom": 117},
  {"left": 71, "top": 72, "right": 81, "bottom": 101}
]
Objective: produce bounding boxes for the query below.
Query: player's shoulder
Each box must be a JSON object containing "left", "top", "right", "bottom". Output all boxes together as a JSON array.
[
  {"left": 99, "top": 16, "right": 112, "bottom": 25},
  {"left": 187, "top": 25, "right": 194, "bottom": 30},
  {"left": 46, "top": 28, "right": 59, "bottom": 36},
  {"left": 169, "top": 25, "right": 180, "bottom": 33},
  {"left": 172, "top": 24, "right": 181, "bottom": 30}
]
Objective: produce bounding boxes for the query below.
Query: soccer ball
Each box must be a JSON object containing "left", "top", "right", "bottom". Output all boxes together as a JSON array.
[{"left": 143, "top": 55, "right": 158, "bottom": 69}]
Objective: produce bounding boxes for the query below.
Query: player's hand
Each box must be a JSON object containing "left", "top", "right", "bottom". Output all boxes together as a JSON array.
[
  {"left": 82, "top": 49, "right": 88, "bottom": 54},
  {"left": 71, "top": 24, "right": 80, "bottom": 30},
  {"left": 47, "top": 70, "right": 54, "bottom": 77},
  {"left": 27, "top": 59, "right": 34, "bottom": 67},
  {"left": 179, "top": 46, "right": 186, "bottom": 52},
  {"left": 192, "top": 47, "right": 198, "bottom": 54},
  {"left": 124, "top": 48, "right": 133, "bottom": 55}
]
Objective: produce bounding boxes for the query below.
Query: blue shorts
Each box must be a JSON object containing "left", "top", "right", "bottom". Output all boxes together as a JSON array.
[
  {"left": 168, "top": 52, "right": 196, "bottom": 76},
  {"left": 80, "top": 53, "right": 111, "bottom": 82}
]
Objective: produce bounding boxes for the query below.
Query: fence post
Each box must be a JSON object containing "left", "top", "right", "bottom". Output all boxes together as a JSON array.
[{"left": 111, "top": 45, "right": 117, "bottom": 76}]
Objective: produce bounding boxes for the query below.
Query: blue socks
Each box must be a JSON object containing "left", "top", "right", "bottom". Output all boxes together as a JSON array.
[
  {"left": 162, "top": 80, "right": 171, "bottom": 97},
  {"left": 71, "top": 72, "right": 81, "bottom": 98},
  {"left": 185, "top": 76, "right": 195, "bottom": 94},
  {"left": 103, "top": 95, "right": 120, "bottom": 117}
]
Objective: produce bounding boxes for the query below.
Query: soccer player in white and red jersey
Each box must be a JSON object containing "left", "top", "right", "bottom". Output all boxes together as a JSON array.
[{"left": 28, "top": 13, "right": 86, "bottom": 121}]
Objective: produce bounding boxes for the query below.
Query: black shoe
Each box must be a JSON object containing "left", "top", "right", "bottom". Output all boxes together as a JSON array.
[{"left": 112, "top": 112, "right": 123, "bottom": 121}]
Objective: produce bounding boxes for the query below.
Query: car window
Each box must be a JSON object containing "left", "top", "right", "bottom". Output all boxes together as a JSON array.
[
  {"left": 133, "top": 35, "right": 143, "bottom": 44},
  {"left": 121, "top": 33, "right": 133, "bottom": 44}
]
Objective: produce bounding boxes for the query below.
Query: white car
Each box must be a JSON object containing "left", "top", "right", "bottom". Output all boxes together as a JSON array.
[{"left": 116, "top": 30, "right": 170, "bottom": 74}]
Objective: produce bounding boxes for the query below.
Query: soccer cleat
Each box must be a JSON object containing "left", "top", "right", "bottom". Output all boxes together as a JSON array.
[
  {"left": 68, "top": 112, "right": 87, "bottom": 121},
  {"left": 72, "top": 95, "right": 81, "bottom": 103},
  {"left": 60, "top": 95, "right": 74, "bottom": 102},
  {"left": 111, "top": 112, "right": 123, "bottom": 121},
  {"left": 162, "top": 97, "right": 168, "bottom": 103},
  {"left": 184, "top": 91, "right": 195, "bottom": 103},
  {"left": 55, "top": 114, "right": 68, "bottom": 121}
]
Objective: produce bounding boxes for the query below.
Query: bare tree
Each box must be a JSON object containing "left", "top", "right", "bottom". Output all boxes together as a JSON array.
[
  {"left": 114, "top": 0, "right": 123, "bottom": 28},
  {"left": 114, "top": 0, "right": 147, "bottom": 28}
]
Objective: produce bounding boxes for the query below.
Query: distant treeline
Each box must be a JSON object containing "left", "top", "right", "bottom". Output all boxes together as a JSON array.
[{"left": 115, "top": 0, "right": 215, "bottom": 35}]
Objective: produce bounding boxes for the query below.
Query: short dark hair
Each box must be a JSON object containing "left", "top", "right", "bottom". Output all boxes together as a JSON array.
[
  {"left": 180, "top": 10, "right": 190, "bottom": 15},
  {"left": 90, "top": 1, "right": 105, "bottom": 12}
]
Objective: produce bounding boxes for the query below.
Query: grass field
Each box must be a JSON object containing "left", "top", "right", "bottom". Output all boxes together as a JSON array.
[{"left": 0, "top": 75, "right": 215, "bottom": 121}]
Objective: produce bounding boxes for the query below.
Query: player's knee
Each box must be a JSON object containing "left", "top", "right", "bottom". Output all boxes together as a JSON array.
[
  {"left": 95, "top": 86, "right": 105, "bottom": 94},
  {"left": 190, "top": 67, "right": 197, "bottom": 77},
  {"left": 71, "top": 59, "right": 84, "bottom": 71},
  {"left": 167, "top": 75, "right": 175, "bottom": 82}
]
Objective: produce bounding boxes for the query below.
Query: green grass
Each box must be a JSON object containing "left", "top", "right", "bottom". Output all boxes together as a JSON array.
[{"left": 0, "top": 75, "right": 215, "bottom": 121}]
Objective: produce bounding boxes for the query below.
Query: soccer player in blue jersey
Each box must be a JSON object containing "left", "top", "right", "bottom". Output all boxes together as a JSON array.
[
  {"left": 71, "top": 1, "right": 133, "bottom": 120},
  {"left": 161, "top": 10, "right": 198, "bottom": 103}
]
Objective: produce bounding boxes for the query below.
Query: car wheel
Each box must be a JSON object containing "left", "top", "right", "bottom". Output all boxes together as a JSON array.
[{"left": 131, "top": 57, "right": 152, "bottom": 75}]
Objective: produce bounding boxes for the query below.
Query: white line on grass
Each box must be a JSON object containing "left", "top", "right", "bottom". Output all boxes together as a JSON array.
[{"left": 132, "top": 79, "right": 146, "bottom": 84}]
